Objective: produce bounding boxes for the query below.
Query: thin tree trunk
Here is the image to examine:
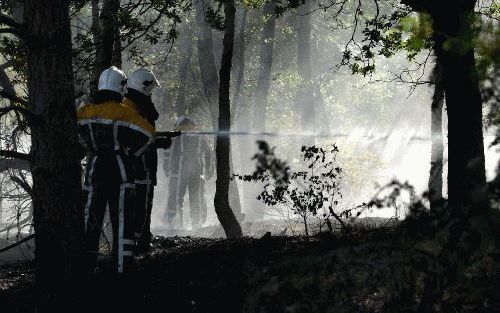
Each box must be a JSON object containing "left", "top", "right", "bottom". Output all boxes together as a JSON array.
[
  {"left": 232, "top": 7, "right": 248, "bottom": 111},
  {"left": 111, "top": 26, "right": 122, "bottom": 68},
  {"left": 214, "top": 0, "right": 242, "bottom": 238},
  {"left": 90, "top": 0, "right": 120, "bottom": 98},
  {"left": 24, "top": 0, "right": 84, "bottom": 307},
  {"left": 0, "top": 62, "right": 16, "bottom": 100},
  {"left": 232, "top": 7, "right": 253, "bottom": 216},
  {"left": 175, "top": 29, "right": 194, "bottom": 116},
  {"left": 433, "top": 9, "right": 488, "bottom": 218},
  {"left": 252, "top": 1, "right": 276, "bottom": 132},
  {"left": 194, "top": 0, "right": 243, "bottom": 220},
  {"left": 428, "top": 62, "right": 444, "bottom": 211},
  {"left": 296, "top": 0, "right": 322, "bottom": 132},
  {"left": 194, "top": 0, "right": 219, "bottom": 128}
]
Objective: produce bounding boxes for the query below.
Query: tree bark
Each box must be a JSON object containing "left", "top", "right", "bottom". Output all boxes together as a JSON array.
[
  {"left": 295, "top": 0, "right": 325, "bottom": 133},
  {"left": 24, "top": 0, "right": 84, "bottom": 307},
  {"left": 175, "top": 28, "right": 194, "bottom": 116},
  {"left": 232, "top": 7, "right": 248, "bottom": 111},
  {"left": 0, "top": 62, "right": 16, "bottom": 100},
  {"left": 194, "top": 0, "right": 243, "bottom": 221},
  {"left": 432, "top": 8, "right": 488, "bottom": 217},
  {"left": 214, "top": 0, "right": 243, "bottom": 238},
  {"left": 90, "top": 0, "right": 120, "bottom": 98},
  {"left": 428, "top": 62, "right": 445, "bottom": 211},
  {"left": 194, "top": 0, "right": 219, "bottom": 127},
  {"left": 111, "top": 26, "right": 122, "bottom": 68},
  {"left": 232, "top": 7, "right": 254, "bottom": 216},
  {"left": 252, "top": 1, "right": 276, "bottom": 132}
]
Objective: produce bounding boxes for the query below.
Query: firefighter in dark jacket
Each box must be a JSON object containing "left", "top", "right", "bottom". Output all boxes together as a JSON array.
[
  {"left": 122, "top": 68, "right": 169, "bottom": 254},
  {"left": 164, "top": 116, "right": 213, "bottom": 229},
  {"left": 77, "top": 66, "right": 155, "bottom": 273}
]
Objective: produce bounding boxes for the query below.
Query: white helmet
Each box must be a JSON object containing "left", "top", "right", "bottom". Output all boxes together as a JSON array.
[
  {"left": 174, "top": 116, "right": 195, "bottom": 131},
  {"left": 174, "top": 116, "right": 194, "bottom": 127},
  {"left": 98, "top": 66, "right": 127, "bottom": 94},
  {"left": 128, "top": 68, "right": 160, "bottom": 96}
]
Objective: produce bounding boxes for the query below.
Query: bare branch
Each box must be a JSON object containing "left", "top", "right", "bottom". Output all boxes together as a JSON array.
[
  {"left": 0, "top": 90, "right": 28, "bottom": 106},
  {"left": 0, "top": 234, "right": 34, "bottom": 254},
  {"left": 0, "top": 13, "right": 23, "bottom": 29},
  {"left": 0, "top": 149, "right": 30, "bottom": 161},
  {"left": 0, "top": 158, "right": 30, "bottom": 172},
  {"left": 11, "top": 175, "right": 33, "bottom": 196},
  {"left": 0, "top": 13, "right": 25, "bottom": 39}
]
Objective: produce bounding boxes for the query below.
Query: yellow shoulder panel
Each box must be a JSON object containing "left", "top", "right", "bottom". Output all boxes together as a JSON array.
[
  {"left": 119, "top": 104, "right": 156, "bottom": 135},
  {"left": 122, "top": 98, "right": 138, "bottom": 111},
  {"left": 77, "top": 100, "right": 155, "bottom": 135},
  {"left": 77, "top": 101, "right": 124, "bottom": 121}
]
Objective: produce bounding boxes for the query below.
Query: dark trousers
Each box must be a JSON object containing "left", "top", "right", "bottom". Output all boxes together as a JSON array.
[
  {"left": 83, "top": 178, "right": 136, "bottom": 273},
  {"left": 166, "top": 174, "right": 205, "bottom": 229},
  {"left": 134, "top": 183, "right": 154, "bottom": 251}
]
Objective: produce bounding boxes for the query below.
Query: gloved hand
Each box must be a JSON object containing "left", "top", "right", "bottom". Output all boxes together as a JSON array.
[
  {"left": 167, "top": 207, "right": 177, "bottom": 224},
  {"left": 205, "top": 164, "right": 214, "bottom": 180},
  {"left": 155, "top": 136, "right": 172, "bottom": 149}
]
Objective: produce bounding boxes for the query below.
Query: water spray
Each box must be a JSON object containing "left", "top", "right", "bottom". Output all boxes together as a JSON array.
[{"left": 156, "top": 130, "right": 432, "bottom": 142}]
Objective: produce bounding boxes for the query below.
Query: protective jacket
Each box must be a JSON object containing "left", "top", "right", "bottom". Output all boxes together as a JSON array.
[
  {"left": 122, "top": 92, "right": 160, "bottom": 250},
  {"left": 77, "top": 98, "right": 154, "bottom": 273},
  {"left": 164, "top": 134, "right": 212, "bottom": 229}
]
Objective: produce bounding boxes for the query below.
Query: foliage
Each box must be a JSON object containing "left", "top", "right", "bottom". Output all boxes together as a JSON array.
[
  {"left": 340, "top": 4, "right": 430, "bottom": 77},
  {"left": 236, "top": 141, "right": 348, "bottom": 237},
  {"left": 244, "top": 178, "right": 500, "bottom": 313}
]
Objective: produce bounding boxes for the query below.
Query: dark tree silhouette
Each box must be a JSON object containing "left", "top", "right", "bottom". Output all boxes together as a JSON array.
[
  {"left": 90, "top": 0, "right": 120, "bottom": 97},
  {"left": 214, "top": 0, "right": 243, "bottom": 238},
  {"left": 194, "top": 0, "right": 219, "bottom": 127},
  {"left": 252, "top": 1, "right": 276, "bottom": 132},
  {"left": 232, "top": 6, "right": 248, "bottom": 112},
  {"left": 428, "top": 62, "right": 444, "bottom": 211},
  {"left": 175, "top": 27, "right": 194, "bottom": 116},
  {"left": 194, "top": 0, "right": 243, "bottom": 221},
  {"left": 402, "top": 0, "right": 488, "bottom": 216},
  {"left": 24, "top": 0, "right": 84, "bottom": 306}
]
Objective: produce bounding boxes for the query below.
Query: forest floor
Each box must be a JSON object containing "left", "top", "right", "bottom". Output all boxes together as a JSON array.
[{"left": 0, "top": 220, "right": 498, "bottom": 313}]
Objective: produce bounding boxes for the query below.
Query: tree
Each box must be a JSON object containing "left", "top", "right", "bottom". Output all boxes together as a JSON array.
[
  {"left": 428, "top": 62, "right": 444, "bottom": 211},
  {"left": 333, "top": 0, "right": 491, "bottom": 218},
  {"left": 295, "top": 0, "right": 314, "bottom": 131},
  {"left": 232, "top": 6, "right": 248, "bottom": 111},
  {"left": 252, "top": 1, "right": 276, "bottom": 132},
  {"left": 175, "top": 27, "right": 194, "bottom": 116},
  {"left": 194, "top": 0, "right": 219, "bottom": 127},
  {"left": 214, "top": 0, "right": 243, "bottom": 238},
  {"left": 401, "top": 0, "right": 488, "bottom": 217},
  {"left": 23, "top": 0, "right": 84, "bottom": 307},
  {"left": 194, "top": 0, "right": 243, "bottom": 222},
  {"left": 90, "top": 0, "right": 120, "bottom": 97}
]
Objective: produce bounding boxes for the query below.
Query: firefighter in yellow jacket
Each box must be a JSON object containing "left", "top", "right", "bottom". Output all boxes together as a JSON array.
[
  {"left": 122, "top": 68, "right": 170, "bottom": 254},
  {"left": 77, "top": 66, "right": 155, "bottom": 273}
]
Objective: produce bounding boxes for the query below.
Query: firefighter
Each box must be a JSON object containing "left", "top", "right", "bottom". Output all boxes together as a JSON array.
[
  {"left": 164, "top": 116, "right": 213, "bottom": 229},
  {"left": 122, "top": 68, "right": 169, "bottom": 254},
  {"left": 77, "top": 66, "right": 155, "bottom": 273}
]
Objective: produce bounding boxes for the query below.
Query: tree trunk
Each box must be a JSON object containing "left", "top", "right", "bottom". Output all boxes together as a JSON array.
[
  {"left": 175, "top": 29, "right": 194, "bottom": 116},
  {"left": 295, "top": 0, "right": 324, "bottom": 133},
  {"left": 428, "top": 62, "right": 445, "bottom": 211},
  {"left": 252, "top": 1, "right": 276, "bottom": 132},
  {"left": 24, "top": 0, "right": 84, "bottom": 307},
  {"left": 214, "top": 0, "right": 243, "bottom": 238},
  {"left": 90, "top": 0, "right": 120, "bottom": 98},
  {"left": 194, "top": 0, "right": 219, "bottom": 127},
  {"left": 433, "top": 8, "right": 488, "bottom": 218},
  {"left": 232, "top": 7, "right": 254, "bottom": 216},
  {"left": 194, "top": 0, "right": 243, "bottom": 220},
  {"left": 232, "top": 6, "right": 248, "bottom": 110},
  {"left": 111, "top": 26, "right": 122, "bottom": 68}
]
